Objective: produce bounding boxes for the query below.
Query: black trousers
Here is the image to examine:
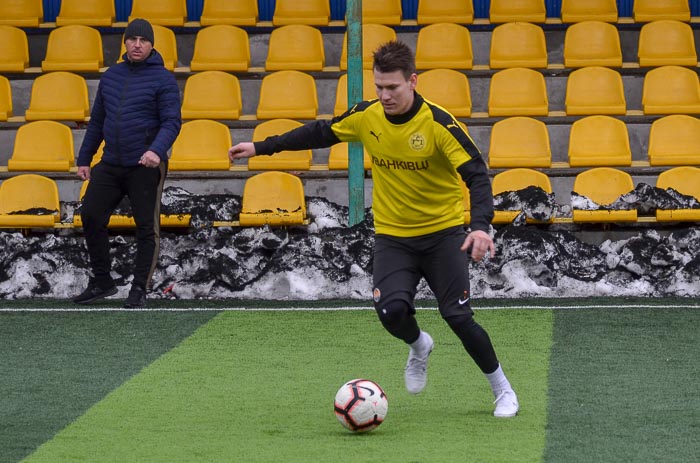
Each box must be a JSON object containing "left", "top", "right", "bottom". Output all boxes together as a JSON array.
[{"left": 81, "top": 161, "right": 166, "bottom": 289}]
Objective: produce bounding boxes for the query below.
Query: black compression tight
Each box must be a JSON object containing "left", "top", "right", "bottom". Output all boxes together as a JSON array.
[{"left": 444, "top": 313, "right": 499, "bottom": 374}]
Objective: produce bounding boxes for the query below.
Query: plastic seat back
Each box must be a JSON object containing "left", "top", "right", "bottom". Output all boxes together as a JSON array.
[
  {"left": 170, "top": 120, "right": 232, "bottom": 170},
  {"left": 272, "top": 0, "right": 330, "bottom": 26},
  {"left": 248, "top": 119, "right": 312, "bottom": 170},
  {"left": 492, "top": 168, "right": 552, "bottom": 223},
  {"left": 129, "top": 0, "right": 187, "bottom": 26},
  {"left": 200, "top": 0, "right": 258, "bottom": 26},
  {"left": 565, "top": 66, "right": 626, "bottom": 115},
  {"left": 8, "top": 120, "right": 75, "bottom": 171},
  {"left": 642, "top": 65, "right": 700, "bottom": 114},
  {"left": 648, "top": 115, "right": 700, "bottom": 166},
  {"left": 563, "top": 20, "right": 622, "bottom": 68},
  {"left": 568, "top": 116, "right": 631, "bottom": 167},
  {"left": 25, "top": 72, "right": 89, "bottom": 121},
  {"left": 181, "top": 71, "right": 242, "bottom": 120},
  {"left": 488, "top": 116, "right": 551, "bottom": 168},
  {"left": 0, "top": 174, "right": 60, "bottom": 228},
  {"left": 56, "top": 0, "right": 115, "bottom": 26},
  {"left": 0, "top": 0, "right": 43, "bottom": 27},
  {"left": 633, "top": 0, "right": 690, "bottom": 22},
  {"left": 340, "top": 24, "right": 397, "bottom": 70},
  {"left": 265, "top": 25, "right": 325, "bottom": 71},
  {"left": 638, "top": 20, "right": 697, "bottom": 67},
  {"left": 561, "top": 0, "right": 617, "bottom": 23},
  {"left": 190, "top": 25, "right": 250, "bottom": 71},
  {"left": 489, "top": 0, "right": 546, "bottom": 23},
  {"left": 239, "top": 171, "right": 307, "bottom": 226},
  {"left": 334, "top": 70, "right": 377, "bottom": 116},
  {"left": 362, "top": 0, "right": 402, "bottom": 25},
  {"left": 119, "top": 25, "right": 178, "bottom": 70},
  {"left": 490, "top": 22, "right": 547, "bottom": 69},
  {"left": 42, "top": 25, "right": 104, "bottom": 72},
  {"left": 488, "top": 67, "right": 549, "bottom": 116},
  {"left": 256, "top": 71, "right": 318, "bottom": 120},
  {"left": 328, "top": 143, "right": 372, "bottom": 170},
  {"left": 0, "top": 25, "right": 29, "bottom": 72},
  {"left": 572, "top": 168, "right": 637, "bottom": 222},
  {"left": 416, "top": 23, "right": 473, "bottom": 70},
  {"left": 656, "top": 166, "right": 700, "bottom": 221},
  {"left": 417, "top": 0, "right": 474, "bottom": 24},
  {"left": 0, "top": 76, "right": 12, "bottom": 121},
  {"left": 416, "top": 68, "right": 472, "bottom": 117}
]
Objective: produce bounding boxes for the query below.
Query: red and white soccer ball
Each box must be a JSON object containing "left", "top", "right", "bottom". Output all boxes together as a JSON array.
[{"left": 334, "top": 379, "right": 388, "bottom": 432}]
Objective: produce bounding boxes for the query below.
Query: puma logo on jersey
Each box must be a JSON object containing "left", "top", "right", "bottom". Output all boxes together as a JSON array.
[
  {"left": 369, "top": 130, "right": 382, "bottom": 142},
  {"left": 446, "top": 121, "right": 460, "bottom": 130}
]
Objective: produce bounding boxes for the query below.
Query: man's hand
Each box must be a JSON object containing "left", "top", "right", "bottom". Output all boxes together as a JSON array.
[
  {"left": 228, "top": 142, "right": 256, "bottom": 161},
  {"left": 461, "top": 229, "right": 496, "bottom": 262},
  {"left": 139, "top": 150, "right": 161, "bottom": 168},
  {"left": 77, "top": 166, "right": 91, "bottom": 181}
]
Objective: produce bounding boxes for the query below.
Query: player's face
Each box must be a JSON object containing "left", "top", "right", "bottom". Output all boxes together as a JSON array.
[
  {"left": 373, "top": 69, "right": 417, "bottom": 116},
  {"left": 125, "top": 36, "right": 153, "bottom": 63}
]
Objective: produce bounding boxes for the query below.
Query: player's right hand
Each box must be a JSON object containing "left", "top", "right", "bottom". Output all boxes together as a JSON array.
[
  {"left": 228, "top": 142, "right": 256, "bottom": 160},
  {"left": 77, "top": 166, "right": 91, "bottom": 181}
]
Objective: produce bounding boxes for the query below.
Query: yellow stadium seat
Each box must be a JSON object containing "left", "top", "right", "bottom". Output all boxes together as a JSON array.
[
  {"left": 190, "top": 25, "right": 250, "bottom": 72},
  {"left": 642, "top": 65, "right": 700, "bottom": 114},
  {"left": 0, "top": 76, "right": 12, "bottom": 121},
  {"left": 25, "top": 72, "right": 89, "bottom": 122},
  {"left": 56, "top": 0, "right": 115, "bottom": 26},
  {"left": 340, "top": 24, "right": 397, "bottom": 70},
  {"left": 488, "top": 67, "right": 549, "bottom": 116},
  {"left": 572, "top": 168, "right": 637, "bottom": 223},
  {"left": 416, "top": 68, "right": 472, "bottom": 117},
  {"left": 90, "top": 141, "right": 105, "bottom": 167},
  {"left": 568, "top": 115, "right": 631, "bottom": 167},
  {"left": 415, "top": 23, "right": 473, "bottom": 70},
  {"left": 41, "top": 25, "right": 104, "bottom": 72},
  {"left": 489, "top": 0, "right": 546, "bottom": 23},
  {"left": 119, "top": 25, "right": 178, "bottom": 70},
  {"left": 492, "top": 168, "right": 553, "bottom": 223},
  {"left": 656, "top": 166, "right": 700, "bottom": 222},
  {"left": 239, "top": 171, "right": 307, "bottom": 226},
  {"left": 563, "top": 20, "right": 622, "bottom": 68},
  {"left": 488, "top": 117, "right": 551, "bottom": 168},
  {"left": 0, "top": 174, "right": 60, "bottom": 228},
  {"left": 256, "top": 71, "right": 318, "bottom": 120},
  {"left": 200, "top": 0, "right": 258, "bottom": 26},
  {"left": 0, "top": 25, "right": 29, "bottom": 72},
  {"left": 560, "top": 0, "right": 618, "bottom": 23},
  {"left": 416, "top": 0, "right": 474, "bottom": 24},
  {"left": 633, "top": 0, "right": 690, "bottom": 23},
  {"left": 328, "top": 143, "right": 372, "bottom": 170},
  {"left": 362, "top": 0, "right": 402, "bottom": 25},
  {"left": 490, "top": 22, "right": 547, "bottom": 69},
  {"left": 638, "top": 20, "right": 697, "bottom": 67},
  {"left": 265, "top": 25, "right": 325, "bottom": 71},
  {"left": 248, "top": 119, "right": 312, "bottom": 170},
  {"left": 0, "top": 0, "right": 43, "bottom": 27},
  {"left": 565, "top": 66, "right": 626, "bottom": 115},
  {"left": 169, "top": 119, "right": 232, "bottom": 170},
  {"left": 129, "top": 0, "right": 187, "bottom": 26},
  {"left": 7, "top": 120, "right": 74, "bottom": 171},
  {"left": 648, "top": 115, "right": 700, "bottom": 166},
  {"left": 181, "top": 71, "right": 242, "bottom": 120},
  {"left": 334, "top": 70, "right": 376, "bottom": 116},
  {"left": 272, "top": 0, "right": 330, "bottom": 26}
]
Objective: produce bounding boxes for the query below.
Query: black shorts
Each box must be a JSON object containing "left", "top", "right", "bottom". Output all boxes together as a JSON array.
[{"left": 372, "top": 225, "right": 474, "bottom": 319}]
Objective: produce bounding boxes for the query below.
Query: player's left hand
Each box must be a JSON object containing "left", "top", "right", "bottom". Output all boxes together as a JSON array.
[
  {"left": 461, "top": 229, "right": 495, "bottom": 262},
  {"left": 139, "top": 150, "right": 161, "bottom": 168}
]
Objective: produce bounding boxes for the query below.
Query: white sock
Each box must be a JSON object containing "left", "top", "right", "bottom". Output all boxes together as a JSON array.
[
  {"left": 409, "top": 331, "right": 430, "bottom": 356},
  {"left": 485, "top": 364, "right": 513, "bottom": 396}
]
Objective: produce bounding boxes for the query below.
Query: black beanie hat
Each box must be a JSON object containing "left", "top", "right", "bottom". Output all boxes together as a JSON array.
[{"left": 124, "top": 18, "right": 154, "bottom": 45}]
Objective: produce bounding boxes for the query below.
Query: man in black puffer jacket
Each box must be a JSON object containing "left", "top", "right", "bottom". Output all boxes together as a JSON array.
[{"left": 73, "top": 18, "right": 181, "bottom": 308}]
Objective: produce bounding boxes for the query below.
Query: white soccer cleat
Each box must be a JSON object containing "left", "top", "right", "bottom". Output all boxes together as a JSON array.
[
  {"left": 404, "top": 332, "right": 434, "bottom": 394},
  {"left": 493, "top": 389, "right": 519, "bottom": 418}
]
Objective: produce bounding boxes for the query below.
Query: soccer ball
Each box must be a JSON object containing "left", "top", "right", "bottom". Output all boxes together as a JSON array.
[{"left": 334, "top": 379, "right": 388, "bottom": 432}]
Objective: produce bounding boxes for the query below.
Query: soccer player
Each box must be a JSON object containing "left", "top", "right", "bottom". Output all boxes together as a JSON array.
[{"left": 229, "top": 41, "right": 519, "bottom": 418}]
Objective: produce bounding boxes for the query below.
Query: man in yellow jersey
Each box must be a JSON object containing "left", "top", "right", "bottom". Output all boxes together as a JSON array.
[{"left": 229, "top": 41, "right": 518, "bottom": 418}]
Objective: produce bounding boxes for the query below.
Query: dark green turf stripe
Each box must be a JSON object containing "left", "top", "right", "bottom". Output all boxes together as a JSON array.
[
  {"left": 545, "top": 308, "right": 700, "bottom": 463},
  {"left": 0, "top": 311, "right": 219, "bottom": 463}
]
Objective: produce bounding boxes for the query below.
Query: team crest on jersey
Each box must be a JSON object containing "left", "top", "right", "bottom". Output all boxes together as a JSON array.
[{"left": 409, "top": 133, "right": 426, "bottom": 151}]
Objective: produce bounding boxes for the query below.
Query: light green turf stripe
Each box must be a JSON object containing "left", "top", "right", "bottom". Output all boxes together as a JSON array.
[{"left": 23, "top": 309, "right": 553, "bottom": 463}]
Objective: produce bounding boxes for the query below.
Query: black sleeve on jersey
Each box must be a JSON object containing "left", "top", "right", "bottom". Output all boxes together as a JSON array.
[
  {"left": 253, "top": 120, "right": 342, "bottom": 155},
  {"left": 457, "top": 157, "right": 494, "bottom": 233}
]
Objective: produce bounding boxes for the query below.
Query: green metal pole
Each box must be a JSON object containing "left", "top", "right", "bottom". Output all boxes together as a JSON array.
[{"left": 346, "top": 0, "right": 365, "bottom": 226}]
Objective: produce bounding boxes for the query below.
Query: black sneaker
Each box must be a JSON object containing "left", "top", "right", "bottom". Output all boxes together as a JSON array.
[
  {"left": 73, "top": 282, "right": 117, "bottom": 305},
  {"left": 124, "top": 285, "right": 147, "bottom": 308}
]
